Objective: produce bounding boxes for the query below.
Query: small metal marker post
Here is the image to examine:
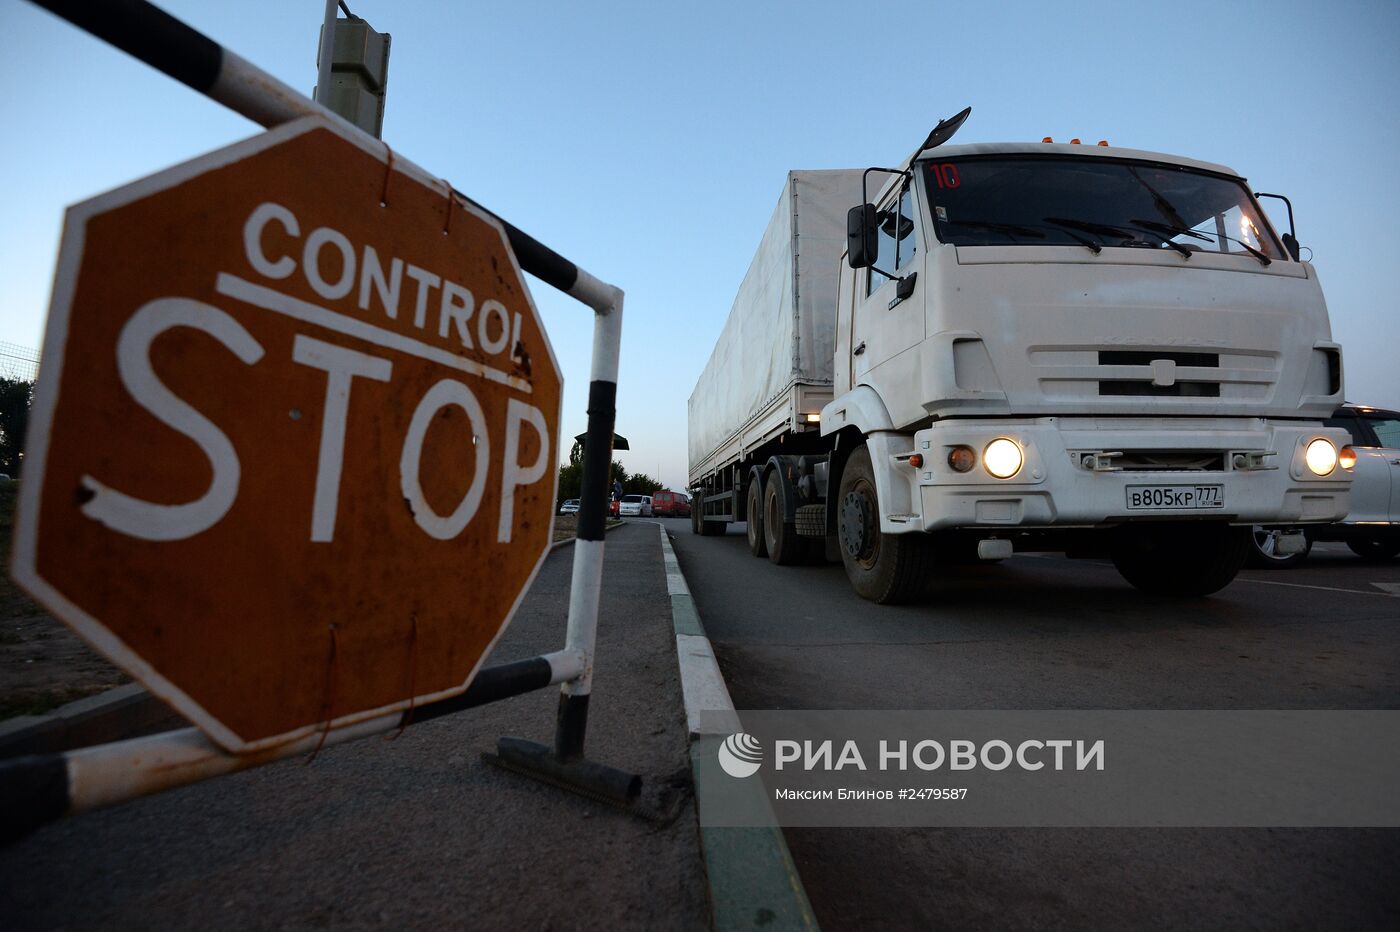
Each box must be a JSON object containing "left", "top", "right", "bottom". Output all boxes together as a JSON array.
[{"left": 0, "top": 0, "right": 637, "bottom": 840}]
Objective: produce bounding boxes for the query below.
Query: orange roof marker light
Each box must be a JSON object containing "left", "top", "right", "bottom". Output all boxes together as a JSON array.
[
  {"left": 1070, "top": 138, "right": 1081, "bottom": 145},
  {"left": 1042, "top": 136, "right": 1054, "bottom": 143},
  {"left": 1097, "top": 140, "right": 1110, "bottom": 146}
]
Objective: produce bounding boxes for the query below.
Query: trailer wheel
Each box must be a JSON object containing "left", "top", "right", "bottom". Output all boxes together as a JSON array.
[
  {"left": 746, "top": 479, "right": 768, "bottom": 557},
  {"left": 763, "top": 478, "right": 806, "bottom": 565},
  {"left": 1111, "top": 524, "right": 1250, "bottom": 596},
  {"left": 836, "top": 446, "right": 929, "bottom": 603}
]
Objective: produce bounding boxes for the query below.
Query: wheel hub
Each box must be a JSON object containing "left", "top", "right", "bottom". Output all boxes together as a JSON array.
[{"left": 840, "top": 490, "right": 875, "bottom": 560}]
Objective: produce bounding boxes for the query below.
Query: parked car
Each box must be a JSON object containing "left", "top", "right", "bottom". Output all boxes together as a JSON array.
[
  {"left": 651, "top": 490, "right": 691, "bottom": 517},
  {"left": 618, "top": 494, "right": 653, "bottom": 517},
  {"left": 1250, "top": 404, "right": 1400, "bottom": 566},
  {"left": 558, "top": 499, "right": 580, "bottom": 515}
]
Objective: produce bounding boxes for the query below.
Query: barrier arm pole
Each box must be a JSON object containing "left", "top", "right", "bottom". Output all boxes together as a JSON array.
[{"left": 3, "top": 0, "right": 636, "bottom": 841}]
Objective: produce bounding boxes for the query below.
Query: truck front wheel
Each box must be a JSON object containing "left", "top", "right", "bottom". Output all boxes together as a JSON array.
[
  {"left": 1111, "top": 524, "right": 1250, "bottom": 596},
  {"left": 837, "top": 446, "right": 929, "bottom": 603}
]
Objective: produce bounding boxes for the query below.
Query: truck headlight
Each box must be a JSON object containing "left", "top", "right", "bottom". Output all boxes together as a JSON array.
[
  {"left": 983, "top": 438, "right": 1023, "bottom": 479},
  {"left": 1304, "top": 438, "right": 1338, "bottom": 477}
]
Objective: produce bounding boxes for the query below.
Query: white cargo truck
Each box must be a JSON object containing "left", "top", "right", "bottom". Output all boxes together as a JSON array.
[{"left": 688, "top": 108, "right": 1354, "bottom": 603}]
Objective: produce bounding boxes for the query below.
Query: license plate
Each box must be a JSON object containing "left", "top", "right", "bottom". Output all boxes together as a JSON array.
[{"left": 1125, "top": 484, "right": 1224, "bottom": 510}]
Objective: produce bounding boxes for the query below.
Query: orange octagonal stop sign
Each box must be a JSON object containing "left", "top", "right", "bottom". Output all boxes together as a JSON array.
[{"left": 12, "top": 118, "right": 562, "bottom": 752}]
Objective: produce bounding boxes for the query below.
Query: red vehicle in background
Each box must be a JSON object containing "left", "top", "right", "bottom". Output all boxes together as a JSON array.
[{"left": 652, "top": 490, "right": 691, "bottom": 518}]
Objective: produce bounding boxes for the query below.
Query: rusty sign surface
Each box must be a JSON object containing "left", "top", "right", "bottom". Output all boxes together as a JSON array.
[{"left": 12, "top": 117, "right": 562, "bottom": 752}]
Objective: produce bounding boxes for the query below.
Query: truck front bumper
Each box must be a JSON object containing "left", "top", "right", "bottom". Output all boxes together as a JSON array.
[{"left": 869, "top": 417, "right": 1352, "bottom": 534}]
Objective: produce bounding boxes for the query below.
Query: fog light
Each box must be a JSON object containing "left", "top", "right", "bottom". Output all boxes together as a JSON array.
[
  {"left": 983, "top": 438, "right": 1023, "bottom": 479},
  {"left": 1305, "top": 438, "right": 1338, "bottom": 476},
  {"left": 948, "top": 446, "right": 976, "bottom": 473},
  {"left": 1339, "top": 445, "right": 1357, "bottom": 470}
]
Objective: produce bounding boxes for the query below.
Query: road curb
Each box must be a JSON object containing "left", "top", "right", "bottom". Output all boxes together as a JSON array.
[{"left": 656, "top": 524, "right": 819, "bottom": 932}]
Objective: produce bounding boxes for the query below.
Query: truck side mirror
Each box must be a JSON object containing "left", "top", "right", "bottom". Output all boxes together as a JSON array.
[
  {"left": 847, "top": 204, "right": 878, "bottom": 268},
  {"left": 1282, "top": 232, "right": 1301, "bottom": 262}
]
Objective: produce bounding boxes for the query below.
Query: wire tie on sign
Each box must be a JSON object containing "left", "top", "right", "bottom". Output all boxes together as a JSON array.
[
  {"left": 387, "top": 615, "right": 419, "bottom": 740},
  {"left": 305, "top": 623, "right": 339, "bottom": 765},
  {"left": 380, "top": 142, "right": 395, "bottom": 207},
  {"left": 442, "top": 181, "right": 455, "bottom": 236}
]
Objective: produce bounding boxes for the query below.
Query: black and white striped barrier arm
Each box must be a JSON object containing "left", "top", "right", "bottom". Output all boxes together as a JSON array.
[{"left": 0, "top": 651, "right": 585, "bottom": 844}]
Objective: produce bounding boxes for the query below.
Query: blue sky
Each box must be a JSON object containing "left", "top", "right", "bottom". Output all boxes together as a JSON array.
[{"left": 3, "top": 0, "right": 1397, "bottom": 491}]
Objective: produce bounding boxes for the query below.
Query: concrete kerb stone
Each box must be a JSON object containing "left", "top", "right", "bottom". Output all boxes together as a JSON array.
[{"left": 655, "top": 523, "right": 819, "bottom": 932}]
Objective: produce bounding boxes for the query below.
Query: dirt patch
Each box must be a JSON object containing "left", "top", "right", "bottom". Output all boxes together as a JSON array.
[
  {"left": 0, "top": 482, "right": 130, "bottom": 721},
  {"left": 552, "top": 514, "right": 624, "bottom": 542}
]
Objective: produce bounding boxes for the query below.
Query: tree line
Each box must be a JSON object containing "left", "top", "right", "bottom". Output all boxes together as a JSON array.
[
  {"left": 0, "top": 378, "right": 32, "bottom": 477},
  {"left": 555, "top": 440, "right": 663, "bottom": 506}
]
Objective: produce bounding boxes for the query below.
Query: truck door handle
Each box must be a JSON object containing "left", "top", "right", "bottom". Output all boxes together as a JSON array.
[{"left": 853, "top": 341, "right": 866, "bottom": 356}]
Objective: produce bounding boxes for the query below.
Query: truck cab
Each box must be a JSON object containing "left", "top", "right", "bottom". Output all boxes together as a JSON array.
[{"left": 822, "top": 137, "right": 1351, "bottom": 600}]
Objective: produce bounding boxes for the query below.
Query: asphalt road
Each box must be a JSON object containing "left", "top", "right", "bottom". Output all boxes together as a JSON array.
[
  {"left": 1, "top": 524, "right": 708, "bottom": 931},
  {"left": 662, "top": 517, "right": 1400, "bottom": 930}
]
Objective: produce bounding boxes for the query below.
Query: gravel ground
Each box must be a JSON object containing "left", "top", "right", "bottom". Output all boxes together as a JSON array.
[{"left": 1, "top": 522, "right": 709, "bottom": 930}]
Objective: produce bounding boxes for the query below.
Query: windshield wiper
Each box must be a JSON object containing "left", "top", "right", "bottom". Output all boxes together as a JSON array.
[
  {"left": 1043, "top": 217, "right": 1135, "bottom": 240},
  {"left": 1132, "top": 218, "right": 1272, "bottom": 266},
  {"left": 946, "top": 218, "right": 1101, "bottom": 254},
  {"left": 1046, "top": 216, "right": 1193, "bottom": 260},
  {"left": 1131, "top": 218, "right": 1212, "bottom": 242},
  {"left": 944, "top": 219, "right": 1048, "bottom": 241}
]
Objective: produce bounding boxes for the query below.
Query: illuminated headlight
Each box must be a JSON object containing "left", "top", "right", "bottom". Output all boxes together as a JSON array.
[
  {"left": 983, "top": 438, "right": 1023, "bottom": 479},
  {"left": 1304, "top": 438, "right": 1338, "bottom": 477}
]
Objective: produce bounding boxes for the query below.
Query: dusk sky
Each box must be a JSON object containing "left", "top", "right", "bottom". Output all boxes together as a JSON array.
[{"left": 3, "top": 0, "right": 1396, "bottom": 491}]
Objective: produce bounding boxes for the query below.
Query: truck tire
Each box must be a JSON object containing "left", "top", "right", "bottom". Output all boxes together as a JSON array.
[
  {"left": 1111, "top": 524, "right": 1250, "bottom": 596},
  {"left": 763, "top": 479, "right": 805, "bottom": 565},
  {"left": 746, "top": 479, "right": 768, "bottom": 557},
  {"left": 836, "top": 445, "right": 929, "bottom": 603}
]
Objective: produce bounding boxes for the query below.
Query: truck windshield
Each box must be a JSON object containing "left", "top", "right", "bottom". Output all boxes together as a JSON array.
[{"left": 922, "top": 156, "right": 1284, "bottom": 260}]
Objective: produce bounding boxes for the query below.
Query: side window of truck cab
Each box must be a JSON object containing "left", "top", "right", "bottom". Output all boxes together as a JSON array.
[{"left": 866, "top": 182, "right": 919, "bottom": 295}]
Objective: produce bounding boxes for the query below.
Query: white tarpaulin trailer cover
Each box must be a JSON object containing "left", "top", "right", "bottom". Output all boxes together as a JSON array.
[{"left": 688, "top": 169, "right": 865, "bottom": 472}]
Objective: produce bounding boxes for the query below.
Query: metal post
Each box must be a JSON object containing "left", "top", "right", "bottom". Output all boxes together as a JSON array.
[
  {"left": 555, "top": 295, "right": 624, "bottom": 760},
  {"left": 314, "top": 0, "right": 336, "bottom": 104}
]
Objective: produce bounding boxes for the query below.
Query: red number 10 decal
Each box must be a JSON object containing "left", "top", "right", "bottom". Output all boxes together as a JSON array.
[{"left": 931, "top": 163, "right": 961, "bottom": 189}]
